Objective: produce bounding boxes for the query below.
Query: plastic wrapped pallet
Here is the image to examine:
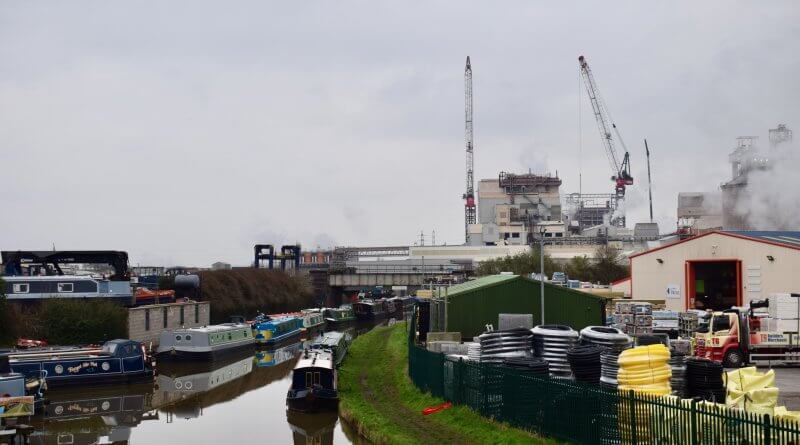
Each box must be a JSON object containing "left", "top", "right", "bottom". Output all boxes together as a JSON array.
[
  {"left": 768, "top": 293, "right": 800, "bottom": 319},
  {"left": 725, "top": 367, "right": 778, "bottom": 415}
]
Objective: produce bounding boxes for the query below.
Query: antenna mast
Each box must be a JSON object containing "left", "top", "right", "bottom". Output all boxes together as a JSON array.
[
  {"left": 463, "top": 56, "right": 476, "bottom": 243},
  {"left": 645, "top": 139, "right": 653, "bottom": 222}
]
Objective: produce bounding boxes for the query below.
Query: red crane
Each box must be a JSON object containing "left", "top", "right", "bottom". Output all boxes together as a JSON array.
[{"left": 578, "top": 55, "right": 633, "bottom": 226}]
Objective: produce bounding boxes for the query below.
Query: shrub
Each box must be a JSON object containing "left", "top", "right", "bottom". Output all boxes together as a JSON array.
[
  {"left": 199, "top": 269, "right": 314, "bottom": 323},
  {"left": 38, "top": 299, "right": 128, "bottom": 345}
]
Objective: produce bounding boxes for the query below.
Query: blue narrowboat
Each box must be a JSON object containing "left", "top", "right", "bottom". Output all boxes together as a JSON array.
[
  {"left": 286, "top": 349, "right": 338, "bottom": 413},
  {"left": 252, "top": 316, "right": 304, "bottom": 347},
  {"left": 8, "top": 340, "right": 155, "bottom": 388}
]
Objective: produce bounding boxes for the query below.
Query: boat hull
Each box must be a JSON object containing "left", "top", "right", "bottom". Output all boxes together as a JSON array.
[
  {"left": 354, "top": 312, "right": 387, "bottom": 322},
  {"left": 256, "top": 329, "right": 303, "bottom": 348},
  {"left": 155, "top": 340, "right": 255, "bottom": 362},
  {"left": 286, "top": 389, "right": 339, "bottom": 413}
]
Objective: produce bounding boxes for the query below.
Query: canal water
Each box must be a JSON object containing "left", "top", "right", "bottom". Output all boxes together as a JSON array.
[{"left": 24, "top": 322, "right": 383, "bottom": 445}]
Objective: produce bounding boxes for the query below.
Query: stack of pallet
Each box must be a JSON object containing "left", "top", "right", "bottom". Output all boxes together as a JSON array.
[
  {"left": 762, "top": 293, "right": 800, "bottom": 333},
  {"left": 679, "top": 311, "right": 699, "bottom": 337},
  {"left": 613, "top": 302, "right": 653, "bottom": 336}
]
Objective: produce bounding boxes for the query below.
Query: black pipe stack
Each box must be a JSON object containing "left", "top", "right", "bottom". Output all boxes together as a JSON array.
[
  {"left": 567, "top": 344, "right": 603, "bottom": 384},
  {"left": 686, "top": 358, "right": 726, "bottom": 402}
]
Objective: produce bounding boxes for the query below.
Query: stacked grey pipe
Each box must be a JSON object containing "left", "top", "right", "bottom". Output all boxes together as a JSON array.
[
  {"left": 473, "top": 328, "right": 533, "bottom": 363},
  {"left": 579, "top": 326, "right": 631, "bottom": 389},
  {"left": 531, "top": 325, "right": 579, "bottom": 377},
  {"left": 669, "top": 339, "right": 690, "bottom": 397},
  {"left": 669, "top": 353, "right": 687, "bottom": 397}
]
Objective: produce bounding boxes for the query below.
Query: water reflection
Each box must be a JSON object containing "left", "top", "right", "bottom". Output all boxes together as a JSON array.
[
  {"left": 286, "top": 410, "right": 338, "bottom": 445},
  {"left": 18, "top": 319, "right": 387, "bottom": 444}
]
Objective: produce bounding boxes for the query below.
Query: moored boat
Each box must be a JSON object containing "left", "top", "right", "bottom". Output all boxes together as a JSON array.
[
  {"left": 286, "top": 349, "right": 338, "bottom": 413},
  {"left": 8, "top": 339, "right": 154, "bottom": 388},
  {"left": 353, "top": 299, "right": 387, "bottom": 321},
  {"left": 322, "top": 306, "right": 355, "bottom": 326},
  {"left": 300, "top": 309, "right": 326, "bottom": 334},
  {"left": 156, "top": 323, "right": 255, "bottom": 361},
  {"left": 311, "top": 331, "right": 350, "bottom": 367},
  {"left": 252, "top": 315, "right": 304, "bottom": 347}
]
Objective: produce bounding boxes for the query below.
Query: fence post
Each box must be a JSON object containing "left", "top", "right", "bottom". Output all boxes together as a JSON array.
[
  {"left": 628, "top": 390, "right": 637, "bottom": 445},
  {"left": 763, "top": 414, "right": 772, "bottom": 445},
  {"left": 690, "top": 399, "right": 698, "bottom": 445}
]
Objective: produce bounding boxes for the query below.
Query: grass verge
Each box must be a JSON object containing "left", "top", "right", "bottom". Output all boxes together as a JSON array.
[{"left": 339, "top": 322, "right": 558, "bottom": 445}]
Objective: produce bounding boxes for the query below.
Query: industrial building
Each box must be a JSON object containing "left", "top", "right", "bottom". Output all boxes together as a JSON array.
[
  {"left": 430, "top": 274, "right": 607, "bottom": 339},
  {"left": 468, "top": 171, "right": 565, "bottom": 246},
  {"left": 628, "top": 231, "right": 800, "bottom": 312},
  {"left": 677, "top": 192, "right": 722, "bottom": 236}
]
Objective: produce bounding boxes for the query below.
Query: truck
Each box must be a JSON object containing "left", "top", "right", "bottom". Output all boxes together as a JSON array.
[{"left": 696, "top": 295, "right": 800, "bottom": 367}]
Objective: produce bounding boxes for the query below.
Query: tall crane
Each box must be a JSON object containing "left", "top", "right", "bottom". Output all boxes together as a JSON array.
[
  {"left": 463, "top": 56, "right": 476, "bottom": 242},
  {"left": 578, "top": 55, "right": 633, "bottom": 227}
]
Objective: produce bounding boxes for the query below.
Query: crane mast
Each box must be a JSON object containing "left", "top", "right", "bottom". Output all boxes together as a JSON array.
[
  {"left": 464, "top": 56, "right": 476, "bottom": 242},
  {"left": 578, "top": 55, "right": 633, "bottom": 227}
]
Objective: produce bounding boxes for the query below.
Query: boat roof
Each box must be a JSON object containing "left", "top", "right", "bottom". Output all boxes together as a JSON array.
[
  {"left": 295, "top": 350, "right": 333, "bottom": 370},
  {"left": 171, "top": 323, "right": 249, "bottom": 334},
  {"left": 313, "top": 332, "right": 345, "bottom": 347},
  {"left": 2, "top": 275, "right": 104, "bottom": 281}
]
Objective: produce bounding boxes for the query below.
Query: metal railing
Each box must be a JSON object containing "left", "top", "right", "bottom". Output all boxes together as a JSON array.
[{"left": 407, "top": 313, "right": 800, "bottom": 444}]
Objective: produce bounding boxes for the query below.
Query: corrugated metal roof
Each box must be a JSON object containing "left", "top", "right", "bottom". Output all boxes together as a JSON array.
[
  {"left": 725, "top": 231, "right": 800, "bottom": 249},
  {"left": 446, "top": 274, "right": 519, "bottom": 297}
]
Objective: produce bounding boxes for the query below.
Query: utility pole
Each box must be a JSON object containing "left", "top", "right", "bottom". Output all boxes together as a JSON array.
[
  {"left": 645, "top": 139, "right": 654, "bottom": 222},
  {"left": 539, "top": 226, "right": 546, "bottom": 325},
  {"left": 463, "top": 56, "right": 476, "bottom": 244}
]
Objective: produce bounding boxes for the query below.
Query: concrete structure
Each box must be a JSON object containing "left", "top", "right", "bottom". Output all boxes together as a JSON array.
[
  {"left": 677, "top": 192, "right": 723, "bottom": 235},
  {"left": 409, "top": 244, "right": 530, "bottom": 263},
  {"left": 471, "top": 171, "right": 563, "bottom": 245},
  {"left": 629, "top": 231, "right": 800, "bottom": 312},
  {"left": 127, "top": 301, "right": 211, "bottom": 347},
  {"left": 211, "top": 262, "right": 231, "bottom": 270}
]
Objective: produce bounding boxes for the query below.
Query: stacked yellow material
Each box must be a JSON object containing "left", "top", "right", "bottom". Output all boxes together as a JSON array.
[
  {"left": 725, "top": 367, "right": 778, "bottom": 415},
  {"left": 617, "top": 344, "right": 672, "bottom": 395}
]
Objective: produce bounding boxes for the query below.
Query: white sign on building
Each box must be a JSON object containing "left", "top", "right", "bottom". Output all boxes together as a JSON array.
[{"left": 666, "top": 284, "right": 681, "bottom": 299}]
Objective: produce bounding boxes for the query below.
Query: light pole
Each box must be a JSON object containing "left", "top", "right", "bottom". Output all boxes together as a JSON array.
[{"left": 539, "top": 226, "right": 546, "bottom": 325}]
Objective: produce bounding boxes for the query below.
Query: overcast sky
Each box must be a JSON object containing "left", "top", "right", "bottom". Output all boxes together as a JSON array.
[{"left": 1, "top": 2, "right": 798, "bottom": 266}]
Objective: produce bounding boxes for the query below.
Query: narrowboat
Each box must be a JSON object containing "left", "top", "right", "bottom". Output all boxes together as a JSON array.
[
  {"left": 286, "top": 349, "right": 338, "bottom": 413},
  {"left": 322, "top": 306, "right": 355, "bottom": 326},
  {"left": 8, "top": 339, "right": 154, "bottom": 388},
  {"left": 353, "top": 299, "right": 386, "bottom": 321},
  {"left": 156, "top": 323, "right": 255, "bottom": 361},
  {"left": 252, "top": 316, "right": 304, "bottom": 347},
  {"left": 382, "top": 298, "right": 397, "bottom": 317},
  {"left": 300, "top": 309, "right": 326, "bottom": 334},
  {"left": 310, "top": 331, "right": 351, "bottom": 366}
]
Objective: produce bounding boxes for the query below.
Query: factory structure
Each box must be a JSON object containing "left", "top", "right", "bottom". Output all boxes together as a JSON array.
[{"left": 677, "top": 123, "right": 795, "bottom": 236}]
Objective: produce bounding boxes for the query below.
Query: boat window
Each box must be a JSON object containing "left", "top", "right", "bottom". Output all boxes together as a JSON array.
[
  {"left": 185, "top": 335, "right": 192, "bottom": 341},
  {"left": 102, "top": 343, "right": 118, "bottom": 355},
  {"left": 176, "top": 335, "right": 182, "bottom": 341},
  {"left": 12, "top": 283, "right": 29, "bottom": 293},
  {"left": 305, "top": 371, "right": 313, "bottom": 388},
  {"left": 314, "top": 372, "right": 321, "bottom": 385},
  {"left": 57, "top": 283, "right": 74, "bottom": 293}
]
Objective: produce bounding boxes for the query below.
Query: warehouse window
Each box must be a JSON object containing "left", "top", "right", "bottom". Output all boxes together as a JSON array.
[{"left": 145, "top": 309, "right": 150, "bottom": 331}]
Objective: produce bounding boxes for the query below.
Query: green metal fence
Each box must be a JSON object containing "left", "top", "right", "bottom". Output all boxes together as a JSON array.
[{"left": 408, "top": 314, "right": 800, "bottom": 444}]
